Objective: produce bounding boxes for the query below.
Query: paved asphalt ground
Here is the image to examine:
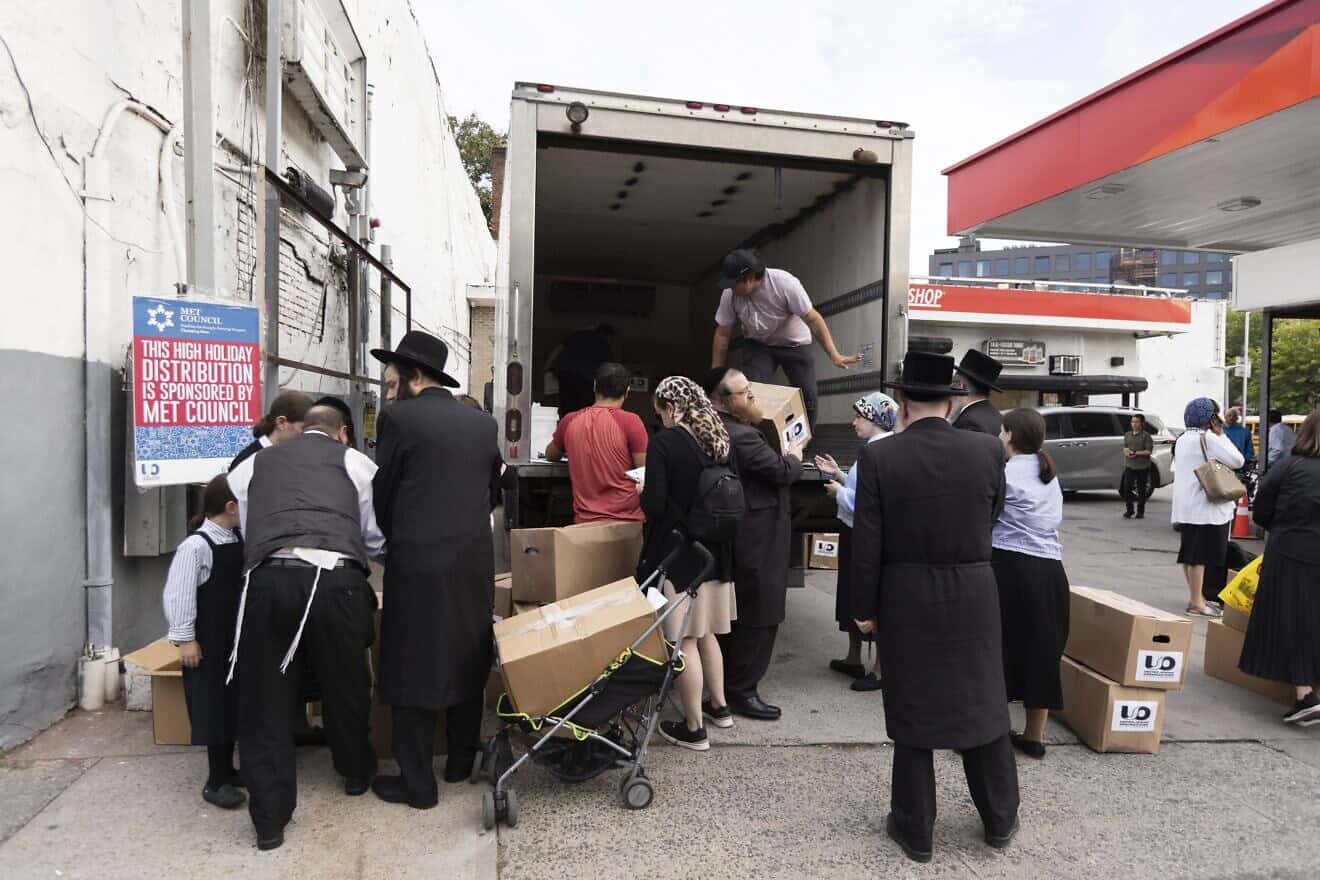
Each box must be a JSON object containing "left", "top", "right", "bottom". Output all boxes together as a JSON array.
[{"left": 3, "top": 487, "right": 1318, "bottom": 878}]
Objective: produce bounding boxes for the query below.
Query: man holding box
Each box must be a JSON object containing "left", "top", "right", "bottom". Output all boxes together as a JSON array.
[
  {"left": 706, "top": 367, "right": 802, "bottom": 722},
  {"left": 852, "top": 351, "right": 1019, "bottom": 864},
  {"left": 370, "top": 331, "right": 504, "bottom": 809},
  {"left": 710, "top": 249, "right": 862, "bottom": 427}
]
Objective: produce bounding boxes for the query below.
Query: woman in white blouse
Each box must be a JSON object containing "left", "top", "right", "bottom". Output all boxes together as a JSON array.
[
  {"left": 815, "top": 391, "right": 899, "bottom": 693},
  {"left": 1172, "top": 398, "right": 1244, "bottom": 617}
]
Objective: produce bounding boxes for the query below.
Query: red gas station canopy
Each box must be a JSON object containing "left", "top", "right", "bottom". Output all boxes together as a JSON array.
[{"left": 944, "top": 0, "right": 1320, "bottom": 253}]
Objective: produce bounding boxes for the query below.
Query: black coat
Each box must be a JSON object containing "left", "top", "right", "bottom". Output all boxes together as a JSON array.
[
  {"left": 1254, "top": 454, "right": 1320, "bottom": 564},
  {"left": 954, "top": 399, "right": 1003, "bottom": 436},
  {"left": 852, "top": 417, "right": 1009, "bottom": 750},
  {"left": 372, "top": 388, "right": 502, "bottom": 708},
  {"left": 229, "top": 438, "right": 263, "bottom": 471},
  {"left": 721, "top": 413, "right": 801, "bottom": 626},
  {"left": 638, "top": 427, "right": 734, "bottom": 590}
]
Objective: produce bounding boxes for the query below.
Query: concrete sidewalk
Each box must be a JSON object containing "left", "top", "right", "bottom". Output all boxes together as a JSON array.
[{"left": 2, "top": 488, "right": 1317, "bottom": 878}]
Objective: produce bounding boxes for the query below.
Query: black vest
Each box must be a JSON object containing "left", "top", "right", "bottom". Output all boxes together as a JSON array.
[{"left": 243, "top": 432, "right": 368, "bottom": 570}]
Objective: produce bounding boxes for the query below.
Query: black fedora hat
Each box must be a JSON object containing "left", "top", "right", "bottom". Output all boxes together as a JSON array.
[
  {"left": 954, "top": 349, "right": 1004, "bottom": 392},
  {"left": 371, "top": 330, "right": 460, "bottom": 388},
  {"left": 884, "top": 351, "right": 969, "bottom": 398}
]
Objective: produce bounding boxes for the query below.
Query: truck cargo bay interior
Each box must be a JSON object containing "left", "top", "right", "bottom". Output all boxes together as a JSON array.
[{"left": 531, "top": 138, "right": 891, "bottom": 429}]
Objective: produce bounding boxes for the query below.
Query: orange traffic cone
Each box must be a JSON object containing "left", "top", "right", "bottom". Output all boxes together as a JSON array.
[{"left": 1231, "top": 496, "right": 1253, "bottom": 539}]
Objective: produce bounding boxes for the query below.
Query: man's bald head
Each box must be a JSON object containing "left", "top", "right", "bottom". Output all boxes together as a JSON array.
[{"left": 303, "top": 405, "right": 348, "bottom": 443}]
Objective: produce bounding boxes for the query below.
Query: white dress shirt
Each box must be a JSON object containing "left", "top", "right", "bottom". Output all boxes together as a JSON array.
[
  {"left": 1171, "top": 428, "right": 1245, "bottom": 525},
  {"left": 162, "top": 518, "right": 239, "bottom": 642}
]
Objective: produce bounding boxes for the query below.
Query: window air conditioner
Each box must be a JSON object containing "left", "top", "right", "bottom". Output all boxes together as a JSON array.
[
  {"left": 1049, "top": 355, "right": 1082, "bottom": 375},
  {"left": 283, "top": 0, "right": 367, "bottom": 169}
]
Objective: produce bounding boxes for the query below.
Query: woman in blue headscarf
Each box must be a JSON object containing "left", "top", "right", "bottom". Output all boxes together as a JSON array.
[
  {"left": 1173, "top": 397, "right": 1243, "bottom": 617},
  {"left": 815, "top": 391, "right": 899, "bottom": 692}
]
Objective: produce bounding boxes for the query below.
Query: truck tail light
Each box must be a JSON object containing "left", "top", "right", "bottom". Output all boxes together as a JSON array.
[
  {"left": 685, "top": 101, "right": 703, "bottom": 109},
  {"left": 740, "top": 107, "right": 757, "bottom": 114},
  {"left": 713, "top": 104, "right": 731, "bottom": 112},
  {"left": 536, "top": 84, "right": 554, "bottom": 93}
]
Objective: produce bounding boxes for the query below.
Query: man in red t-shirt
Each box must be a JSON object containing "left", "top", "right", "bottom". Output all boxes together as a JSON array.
[{"left": 545, "top": 363, "right": 649, "bottom": 523}]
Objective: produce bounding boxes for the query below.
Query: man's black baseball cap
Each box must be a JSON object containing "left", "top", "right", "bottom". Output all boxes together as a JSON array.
[{"left": 718, "top": 249, "right": 764, "bottom": 290}]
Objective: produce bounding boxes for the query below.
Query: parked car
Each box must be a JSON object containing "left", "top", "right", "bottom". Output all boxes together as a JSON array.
[{"left": 1035, "top": 406, "right": 1175, "bottom": 494}]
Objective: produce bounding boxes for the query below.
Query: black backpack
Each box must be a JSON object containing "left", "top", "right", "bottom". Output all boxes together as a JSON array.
[{"left": 680, "top": 429, "right": 745, "bottom": 542}]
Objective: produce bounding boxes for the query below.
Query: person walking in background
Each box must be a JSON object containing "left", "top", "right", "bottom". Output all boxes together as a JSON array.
[
  {"left": 709, "top": 248, "right": 862, "bottom": 427},
  {"left": 852, "top": 352, "right": 1018, "bottom": 863},
  {"left": 992, "top": 410, "right": 1070, "bottom": 760},
  {"left": 1239, "top": 411, "right": 1320, "bottom": 727},
  {"left": 814, "top": 391, "right": 898, "bottom": 693},
  {"left": 229, "top": 390, "right": 314, "bottom": 470},
  {"left": 1122, "top": 414, "right": 1154, "bottom": 519},
  {"left": 1223, "top": 407, "right": 1256, "bottom": 476},
  {"left": 545, "top": 362, "right": 648, "bottom": 524},
  {"left": 370, "top": 331, "right": 503, "bottom": 808},
  {"left": 1172, "top": 398, "right": 1244, "bottom": 618},
  {"left": 952, "top": 350, "right": 1005, "bottom": 435},
  {"left": 162, "top": 475, "right": 245, "bottom": 811},
  {"left": 706, "top": 367, "right": 801, "bottom": 722},
  {"left": 1267, "top": 409, "right": 1295, "bottom": 470},
  {"left": 640, "top": 376, "right": 738, "bottom": 752},
  {"left": 548, "top": 324, "right": 616, "bottom": 418}
]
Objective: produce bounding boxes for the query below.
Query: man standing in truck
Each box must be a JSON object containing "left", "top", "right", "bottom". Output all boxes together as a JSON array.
[{"left": 710, "top": 249, "right": 862, "bottom": 426}]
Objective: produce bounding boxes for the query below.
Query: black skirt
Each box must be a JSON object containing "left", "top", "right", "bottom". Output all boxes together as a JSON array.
[
  {"left": 1239, "top": 552, "right": 1320, "bottom": 685},
  {"left": 992, "top": 547, "right": 1070, "bottom": 710},
  {"left": 1177, "top": 522, "right": 1230, "bottom": 566}
]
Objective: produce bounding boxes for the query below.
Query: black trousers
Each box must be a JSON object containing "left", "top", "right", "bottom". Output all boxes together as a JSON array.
[
  {"left": 741, "top": 340, "right": 818, "bottom": 426},
  {"left": 391, "top": 698, "right": 484, "bottom": 799},
  {"left": 717, "top": 623, "right": 779, "bottom": 701},
  {"left": 1123, "top": 468, "right": 1152, "bottom": 514},
  {"left": 891, "top": 734, "right": 1019, "bottom": 852},
  {"left": 237, "top": 564, "right": 377, "bottom": 837}
]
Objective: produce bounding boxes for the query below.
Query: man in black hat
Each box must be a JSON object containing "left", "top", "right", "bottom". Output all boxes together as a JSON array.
[
  {"left": 711, "top": 248, "right": 862, "bottom": 426},
  {"left": 368, "top": 330, "right": 503, "bottom": 808},
  {"left": 852, "top": 350, "right": 1019, "bottom": 863},
  {"left": 952, "top": 349, "right": 1005, "bottom": 436}
]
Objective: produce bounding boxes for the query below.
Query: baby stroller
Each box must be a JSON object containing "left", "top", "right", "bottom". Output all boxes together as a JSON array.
[{"left": 471, "top": 534, "right": 714, "bottom": 830}]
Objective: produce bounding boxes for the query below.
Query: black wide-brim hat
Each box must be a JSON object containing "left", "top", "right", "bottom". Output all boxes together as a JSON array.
[
  {"left": 884, "top": 351, "right": 969, "bottom": 397},
  {"left": 371, "top": 330, "right": 461, "bottom": 388},
  {"left": 955, "top": 348, "right": 1004, "bottom": 392}
]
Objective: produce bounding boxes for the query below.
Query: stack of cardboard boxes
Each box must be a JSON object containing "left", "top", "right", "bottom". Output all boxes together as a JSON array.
[
  {"left": 1202, "top": 570, "right": 1294, "bottom": 706},
  {"left": 1055, "top": 587, "right": 1192, "bottom": 754}
]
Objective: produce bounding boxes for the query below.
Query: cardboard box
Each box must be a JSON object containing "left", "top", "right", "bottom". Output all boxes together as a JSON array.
[
  {"left": 1064, "top": 586, "right": 1193, "bottom": 690},
  {"left": 494, "top": 577, "right": 667, "bottom": 718},
  {"left": 748, "top": 382, "right": 812, "bottom": 455},
  {"left": 1203, "top": 620, "right": 1294, "bottom": 706},
  {"left": 122, "top": 639, "right": 190, "bottom": 745},
  {"left": 511, "top": 521, "right": 644, "bottom": 604},
  {"left": 494, "top": 573, "right": 513, "bottom": 620},
  {"left": 807, "top": 533, "right": 840, "bottom": 570},
  {"left": 1056, "top": 656, "right": 1166, "bottom": 754}
]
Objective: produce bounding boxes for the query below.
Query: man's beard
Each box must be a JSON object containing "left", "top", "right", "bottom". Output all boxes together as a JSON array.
[
  {"left": 396, "top": 381, "right": 417, "bottom": 401},
  {"left": 730, "top": 397, "right": 763, "bottom": 425}
]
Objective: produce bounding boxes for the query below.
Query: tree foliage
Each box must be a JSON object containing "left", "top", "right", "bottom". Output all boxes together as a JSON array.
[
  {"left": 1224, "top": 308, "right": 1320, "bottom": 414},
  {"left": 448, "top": 113, "right": 507, "bottom": 225}
]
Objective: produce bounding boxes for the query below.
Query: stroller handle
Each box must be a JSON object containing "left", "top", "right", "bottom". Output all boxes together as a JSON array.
[{"left": 649, "top": 531, "right": 717, "bottom": 595}]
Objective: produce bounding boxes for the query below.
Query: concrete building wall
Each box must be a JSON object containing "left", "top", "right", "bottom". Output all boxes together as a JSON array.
[{"left": 0, "top": 0, "right": 493, "bottom": 748}]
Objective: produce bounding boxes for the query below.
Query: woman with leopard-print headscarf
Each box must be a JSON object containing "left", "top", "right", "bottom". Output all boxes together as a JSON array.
[{"left": 639, "top": 376, "right": 738, "bottom": 752}]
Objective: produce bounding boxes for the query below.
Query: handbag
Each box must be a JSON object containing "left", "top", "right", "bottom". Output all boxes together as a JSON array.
[{"left": 1195, "top": 433, "right": 1247, "bottom": 502}]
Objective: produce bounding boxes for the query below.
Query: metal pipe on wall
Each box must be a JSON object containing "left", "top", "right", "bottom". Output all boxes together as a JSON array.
[
  {"left": 182, "top": 0, "right": 216, "bottom": 295},
  {"left": 1258, "top": 310, "right": 1273, "bottom": 471},
  {"left": 262, "top": 0, "right": 283, "bottom": 404}
]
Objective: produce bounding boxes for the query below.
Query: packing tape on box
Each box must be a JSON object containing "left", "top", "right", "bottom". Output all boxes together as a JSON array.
[{"left": 518, "top": 588, "right": 640, "bottom": 634}]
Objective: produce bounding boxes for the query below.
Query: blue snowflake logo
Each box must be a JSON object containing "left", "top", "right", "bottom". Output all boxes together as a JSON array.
[{"left": 146, "top": 304, "right": 175, "bottom": 333}]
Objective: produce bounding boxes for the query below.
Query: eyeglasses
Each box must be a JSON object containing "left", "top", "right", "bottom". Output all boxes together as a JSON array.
[{"left": 728, "top": 387, "right": 755, "bottom": 400}]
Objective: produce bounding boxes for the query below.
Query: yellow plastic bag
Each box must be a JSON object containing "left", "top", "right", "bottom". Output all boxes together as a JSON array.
[{"left": 1219, "top": 555, "right": 1263, "bottom": 614}]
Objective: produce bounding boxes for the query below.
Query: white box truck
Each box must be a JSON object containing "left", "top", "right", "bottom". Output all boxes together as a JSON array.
[{"left": 491, "top": 83, "right": 915, "bottom": 531}]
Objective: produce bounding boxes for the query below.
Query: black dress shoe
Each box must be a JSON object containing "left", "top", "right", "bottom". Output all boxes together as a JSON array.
[
  {"left": 443, "top": 751, "right": 477, "bottom": 784},
  {"left": 729, "top": 694, "right": 781, "bottom": 720},
  {"left": 256, "top": 831, "right": 284, "bottom": 852},
  {"left": 1011, "top": 732, "right": 1046, "bottom": 759},
  {"left": 293, "top": 724, "right": 327, "bottom": 747},
  {"left": 850, "top": 672, "right": 882, "bottom": 692},
  {"left": 829, "top": 659, "right": 865, "bottom": 679},
  {"left": 202, "top": 783, "right": 246, "bottom": 810},
  {"left": 344, "top": 776, "right": 371, "bottom": 796},
  {"left": 371, "top": 774, "right": 438, "bottom": 809},
  {"left": 986, "top": 815, "right": 1020, "bottom": 850},
  {"left": 886, "top": 813, "right": 932, "bottom": 863}
]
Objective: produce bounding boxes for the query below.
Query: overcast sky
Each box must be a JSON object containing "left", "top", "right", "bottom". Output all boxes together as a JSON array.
[{"left": 415, "top": 0, "right": 1263, "bottom": 266}]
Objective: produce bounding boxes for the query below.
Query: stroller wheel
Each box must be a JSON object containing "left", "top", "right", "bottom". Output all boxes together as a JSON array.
[
  {"left": 468, "top": 749, "right": 486, "bottom": 785},
  {"left": 481, "top": 791, "right": 496, "bottom": 831},
  {"left": 621, "top": 775, "right": 654, "bottom": 810},
  {"left": 504, "top": 788, "right": 519, "bottom": 828}
]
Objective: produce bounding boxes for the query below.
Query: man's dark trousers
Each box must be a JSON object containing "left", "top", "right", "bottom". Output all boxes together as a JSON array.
[
  {"left": 890, "top": 734, "right": 1019, "bottom": 852},
  {"left": 741, "top": 340, "right": 818, "bottom": 426},
  {"left": 1123, "top": 468, "right": 1151, "bottom": 516},
  {"left": 237, "top": 563, "right": 377, "bottom": 838},
  {"left": 391, "top": 697, "right": 484, "bottom": 800},
  {"left": 717, "top": 624, "right": 778, "bottom": 701}
]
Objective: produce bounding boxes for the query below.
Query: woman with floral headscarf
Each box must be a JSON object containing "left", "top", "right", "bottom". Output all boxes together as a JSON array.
[
  {"left": 1173, "top": 397, "right": 1243, "bottom": 617},
  {"left": 815, "top": 391, "right": 899, "bottom": 693},
  {"left": 640, "top": 376, "right": 738, "bottom": 752}
]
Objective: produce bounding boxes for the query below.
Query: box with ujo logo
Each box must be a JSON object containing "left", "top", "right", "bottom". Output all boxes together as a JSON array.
[
  {"left": 806, "top": 533, "right": 840, "bottom": 570},
  {"left": 1056, "top": 656, "right": 1167, "bottom": 754},
  {"left": 747, "top": 382, "right": 812, "bottom": 455},
  {"left": 1064, "top": 586, "right": 1193, "bottom": 691}
]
